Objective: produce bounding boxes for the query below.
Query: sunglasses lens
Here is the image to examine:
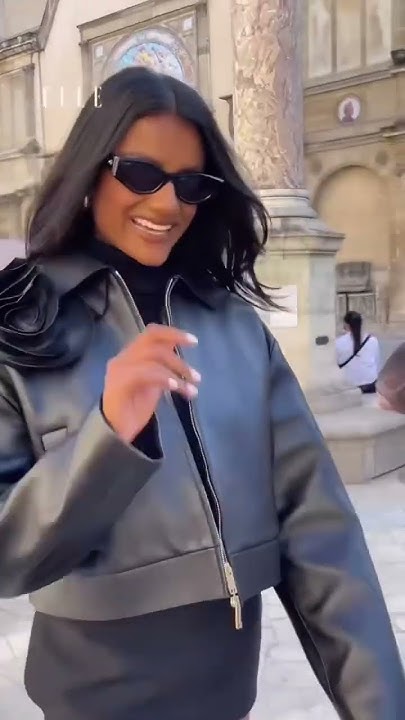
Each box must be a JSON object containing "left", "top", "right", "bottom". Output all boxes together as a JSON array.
[
  {"left": 111, "top": 158, "right": 223, "bottom": 203},
  {"left": 176, "top": 174, "right": 222, "bottom": 204},
  {"left": 115, "top": 160, "right": 163, "bottom": 194}
]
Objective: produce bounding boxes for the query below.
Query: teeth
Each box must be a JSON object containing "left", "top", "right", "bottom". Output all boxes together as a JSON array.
[{"left": 132, "top": 217, "right": 172, "bottom": 232}]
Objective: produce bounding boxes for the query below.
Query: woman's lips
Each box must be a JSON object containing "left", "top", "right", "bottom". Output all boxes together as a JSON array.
[{"left": 131, "top": 217, "right": 174, "bottom": 235}]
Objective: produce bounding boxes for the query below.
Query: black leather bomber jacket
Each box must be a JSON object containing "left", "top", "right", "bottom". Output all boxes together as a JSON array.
[{"left": 0, "top": 254, "right": 404, "bottom": 718}]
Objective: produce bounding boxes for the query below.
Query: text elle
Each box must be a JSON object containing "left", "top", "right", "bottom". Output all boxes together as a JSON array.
[{"left": 41, "top": 85, "right": 102, "bottom": 109}]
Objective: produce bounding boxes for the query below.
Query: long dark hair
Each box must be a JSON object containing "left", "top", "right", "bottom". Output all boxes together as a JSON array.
[
  {"left": 344, "top": 310, "right": 362, "bottom": 354},
  {"left": 26, "top": 67, "right": 273, "bottom": 307}
]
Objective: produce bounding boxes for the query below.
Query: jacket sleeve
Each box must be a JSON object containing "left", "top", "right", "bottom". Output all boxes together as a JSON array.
[
  {"left": 267, "top": 337, "right": 405, "bottom": 718},
  {"left": 0, "top": 367, "right": 162, "bottom": 598}
]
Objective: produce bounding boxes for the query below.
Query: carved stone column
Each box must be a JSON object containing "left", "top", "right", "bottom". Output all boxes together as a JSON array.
[
  {"left": 233, "top": 0, "right": 304, "bottom": 190},
  {"left": 231, "top": 0, "right": 358, "bottom": 413}
]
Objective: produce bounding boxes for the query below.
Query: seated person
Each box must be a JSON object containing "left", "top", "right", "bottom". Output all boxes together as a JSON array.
[{"left": 336, "top": 311, "right": 380, "bottom": 393}]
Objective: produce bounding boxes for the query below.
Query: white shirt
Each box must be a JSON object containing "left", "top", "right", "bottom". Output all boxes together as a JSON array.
[{"left": 335, "top": 332, "right": 380, "bottom": 388}]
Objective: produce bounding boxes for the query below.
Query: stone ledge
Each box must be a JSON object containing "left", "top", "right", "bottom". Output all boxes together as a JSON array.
[
  {"left": 318, "top": 405, "right": 405, "bottom": 438},
  {"left": 316, "top": 406, "right": 405, "bottom": 484}
]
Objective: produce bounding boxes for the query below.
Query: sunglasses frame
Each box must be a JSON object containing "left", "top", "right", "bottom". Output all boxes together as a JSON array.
[{"left": 106, "top": 154, "right": 224, "bottom": 205}]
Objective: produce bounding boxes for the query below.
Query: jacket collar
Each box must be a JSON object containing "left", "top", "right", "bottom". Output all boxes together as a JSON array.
[{"left": 38, "top": 253, "right": 221, "bottom": 310}]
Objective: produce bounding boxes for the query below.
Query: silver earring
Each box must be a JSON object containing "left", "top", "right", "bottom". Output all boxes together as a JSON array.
[{"left": 83, "top": 195, "right": 89, "bottom": 209}]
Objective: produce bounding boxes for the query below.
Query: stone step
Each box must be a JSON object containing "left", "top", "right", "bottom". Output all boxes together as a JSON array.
[{"left": 316, "top": 405, "right": 405, "bottom": 484}]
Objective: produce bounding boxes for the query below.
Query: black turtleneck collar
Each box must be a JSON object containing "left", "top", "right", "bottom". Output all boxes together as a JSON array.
[
  {"left": 85, "top": 237, "right": 173, "bottom": 297},
  {"left": 85, "top": 238, "right": 178, "bottom": 325},
  {"left": 82, "top": 237, "right": 218, "bottom": 311}
]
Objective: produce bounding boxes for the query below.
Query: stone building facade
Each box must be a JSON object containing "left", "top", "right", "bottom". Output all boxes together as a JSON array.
[
  {"left": 0, "top": 0, "right": 404, "bottom": 325},
  {"left": 304, "top": 0, "right": 405, "bottom": 326},
  {"left": 0, "top": 0, "right": 233, "bottom": 244}
]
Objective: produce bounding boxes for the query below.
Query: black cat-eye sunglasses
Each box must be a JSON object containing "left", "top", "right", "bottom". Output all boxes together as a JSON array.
[{"left": 106, "top": 154, "right": 225, "bottom": 205}]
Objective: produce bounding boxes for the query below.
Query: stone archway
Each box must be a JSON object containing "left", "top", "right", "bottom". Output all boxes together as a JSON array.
[
  {"left": 314, "top": 165, "right": 391, "bottom": 267},
  {"left": 314, "top": 165, "right": 392, "bottom": 323}
]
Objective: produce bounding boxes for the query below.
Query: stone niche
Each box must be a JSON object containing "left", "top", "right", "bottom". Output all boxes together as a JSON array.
[{"left": 336, "top": 261, "right": 376, "bottom": 328}]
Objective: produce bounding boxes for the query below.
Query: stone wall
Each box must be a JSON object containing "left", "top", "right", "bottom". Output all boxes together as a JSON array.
[
  {"left": 1, "top": 0, "right": 46, "bottom": 36},
  {"left": 304, "top": 61, "right": 405, "bottom": 325},
  {"left": 38, "top": 0, "right": 233, "bottom": 154}
]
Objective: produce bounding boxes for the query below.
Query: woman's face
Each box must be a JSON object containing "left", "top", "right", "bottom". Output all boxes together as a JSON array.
[{"left": 92, "top": 113, "right": 204, "bottom": 266}]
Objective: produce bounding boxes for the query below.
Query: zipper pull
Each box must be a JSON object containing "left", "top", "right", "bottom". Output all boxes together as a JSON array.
[{"left": 224, "top": 562, "right": 243, "bottom": 630}]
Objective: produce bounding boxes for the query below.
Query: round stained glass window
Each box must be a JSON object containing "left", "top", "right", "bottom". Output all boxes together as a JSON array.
[
  {"left": 105, "top": 27, "right": 195, "bottom": 86},
  {"left": 119, "top": 42, "right": 184, "bottom": 80}
]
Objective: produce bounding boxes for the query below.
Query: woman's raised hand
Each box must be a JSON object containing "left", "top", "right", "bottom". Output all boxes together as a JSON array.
[{"left": 102, "top": 324, "right": 200, "bottom": 443}]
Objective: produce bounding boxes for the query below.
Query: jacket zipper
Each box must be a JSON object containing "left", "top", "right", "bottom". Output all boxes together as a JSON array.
[
  {"left": 113, "top": 270, "right": 146, "bottom": 330},
  {"left": 164, "top": 276, "right": 243, "bottom": 630},
  {"left": 112, "top": 269, "right": 242, "bottom": 630}
]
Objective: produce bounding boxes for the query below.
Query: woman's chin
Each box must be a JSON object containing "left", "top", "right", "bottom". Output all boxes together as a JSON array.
[
  {"left": 116, "top": 240, "right": 173, "bottom": 267},
  {"left": 123, "top": 229, "right": 178, "bottom": 266}
]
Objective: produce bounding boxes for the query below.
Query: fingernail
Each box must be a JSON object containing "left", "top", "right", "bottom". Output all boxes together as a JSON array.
[
  {"left": 168, "top": 378, "right": 179, "bottom": 391},
  {"left": 190, "top": 369, "right": 202, "bottom": 383},
  {"left": 186, "top": 383, "right": 198, "bottom": 398},
  {"left": 185, "top": 333, "right": 198, "bottom": 345}
]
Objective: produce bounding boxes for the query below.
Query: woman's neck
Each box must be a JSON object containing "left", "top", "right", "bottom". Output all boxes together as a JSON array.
[{"left": 85, "top": 237, "right": 173, "bottom": 293}]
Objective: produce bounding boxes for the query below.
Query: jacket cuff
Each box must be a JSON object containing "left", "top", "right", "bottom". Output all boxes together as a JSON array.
[{"left": 99, "top": 400, "right": 163, "bottom": 462}]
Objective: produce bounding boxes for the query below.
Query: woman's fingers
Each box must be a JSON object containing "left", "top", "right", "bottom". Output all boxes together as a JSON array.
[
  {"left": 102, "top": 324, "right": 201, "bottom": 441},
  {"left": 116, "top": 361, "right": 199, "bottom": 399},
  {"left": 124, "top": 324, "right": 198, "bottom": 355},
  {"left": 120, "top": 324, "right": 201, "bottom": 386}
]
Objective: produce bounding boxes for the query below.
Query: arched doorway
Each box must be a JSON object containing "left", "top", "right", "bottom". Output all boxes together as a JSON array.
[
  {"left": 314, "top": 165, "right": 390, "bottom": 266},
  {"left": 314, "top": 165, "right": 391, "bottom": 323}
]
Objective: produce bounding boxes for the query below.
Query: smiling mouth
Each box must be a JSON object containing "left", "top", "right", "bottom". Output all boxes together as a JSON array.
[{"left": 131, "top": 217, "right": 174, "bottom": 235}]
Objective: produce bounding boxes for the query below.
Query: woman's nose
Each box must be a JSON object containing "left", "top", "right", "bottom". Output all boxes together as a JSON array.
[{"left": 149, "top": 180, "right": 180, "bottom": 214}]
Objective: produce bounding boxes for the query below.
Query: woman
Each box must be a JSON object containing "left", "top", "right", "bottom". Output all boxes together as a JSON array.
[
  {"left": 377, "top": 342, "right": 405, "bottom": 413},
  {"left": 0, "top": 68, "right": 403, "bottom": 720},
  {"left": 336, "top": 310, "right": 380, "bottom": 393}
]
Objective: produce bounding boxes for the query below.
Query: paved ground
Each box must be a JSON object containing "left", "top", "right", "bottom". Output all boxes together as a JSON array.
[{"left": 0, "top": 475, "right": 404, "bottom": 719}]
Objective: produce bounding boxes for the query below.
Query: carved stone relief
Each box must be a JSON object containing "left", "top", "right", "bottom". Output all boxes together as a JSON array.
[{"left": 231, "top": 0, "right": 304, "bottom": 189}]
